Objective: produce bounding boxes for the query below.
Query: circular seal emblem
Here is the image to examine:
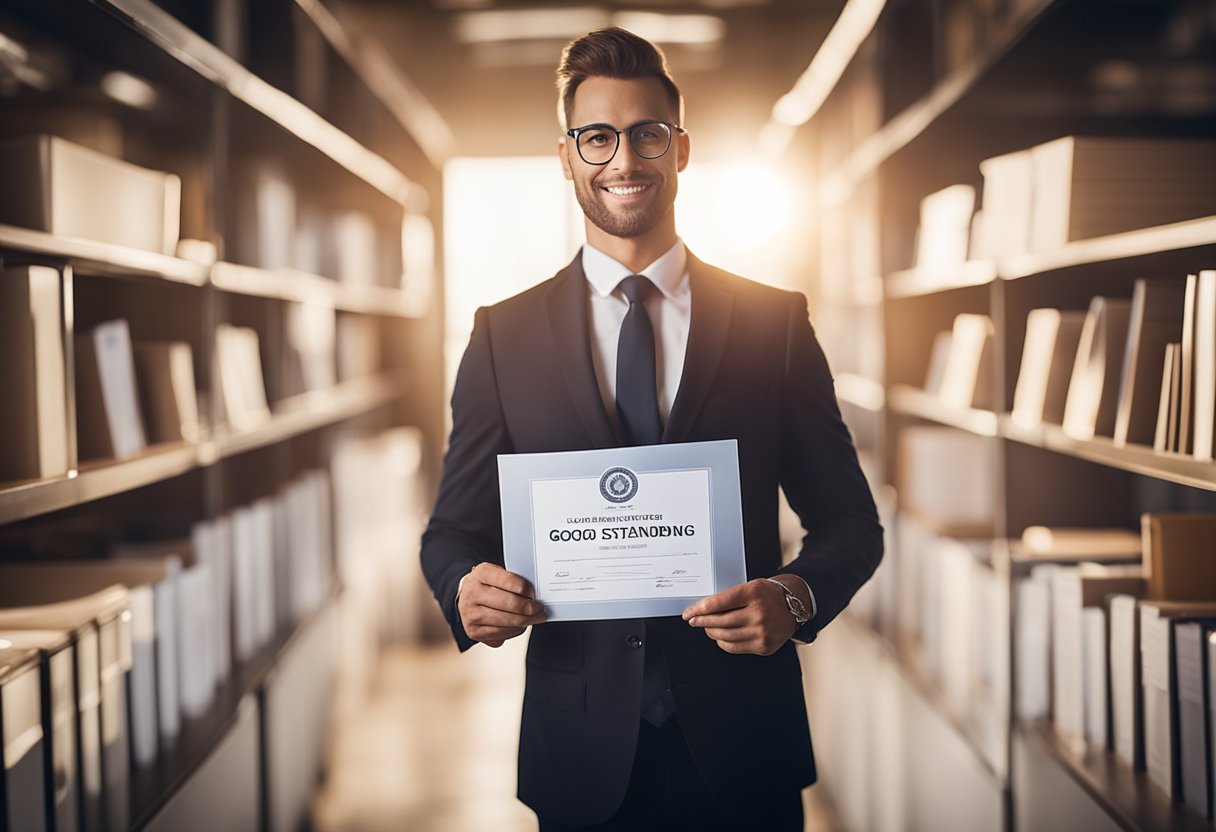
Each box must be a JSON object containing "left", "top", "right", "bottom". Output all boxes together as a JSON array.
[{"left": 599, "top": 466, "right": 639, "bottom": 503}]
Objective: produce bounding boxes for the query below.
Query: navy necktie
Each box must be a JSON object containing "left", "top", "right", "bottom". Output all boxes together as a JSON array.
[
  {"left": 616, "top": 275, "right": 663, "bottom": 447},
  {"left": 615, "top": 274, "right": 674, "bottom": 726}
]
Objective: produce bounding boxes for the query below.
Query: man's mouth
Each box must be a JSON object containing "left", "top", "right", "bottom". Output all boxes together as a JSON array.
[{"left": 601, "top": 183, "right": 650, "bottom": 196}]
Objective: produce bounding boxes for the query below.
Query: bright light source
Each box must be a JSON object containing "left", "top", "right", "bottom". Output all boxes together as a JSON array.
[
  {"left": 677, "top": 161, "right": 803, "bottom": 288},
  {"left": 452, "top": 8, "right": 725, "bottom": 46},
  {"left": 709, "top": 162, "right": 795, "bottom": 253},
  {"left": 100, "top": 70, "right": 159, "bottom": 110},
  {"left": 612, "top": 12, "right": 726, "bottom": 45},
  {"left": 0, "top": 639, "right": 11, "bottom": 650},
  {"left": 452, "top": 9, "right": 609, "bottom": 43}
]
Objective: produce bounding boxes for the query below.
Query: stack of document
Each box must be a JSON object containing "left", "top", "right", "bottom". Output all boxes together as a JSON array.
[
  {"left": 0, "top": 630, "right": 76, "bottom": 832},
  {"left": 0, "top": 586, "right": 131, "bottom": 832}
]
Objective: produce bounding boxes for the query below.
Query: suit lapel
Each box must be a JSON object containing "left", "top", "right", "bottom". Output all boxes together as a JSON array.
[
  {"left": 546, "top": 255, "right": 617, "bottom": 449},
  {"left": 663, "top": 252, "right": 733, "bottom": 444}
]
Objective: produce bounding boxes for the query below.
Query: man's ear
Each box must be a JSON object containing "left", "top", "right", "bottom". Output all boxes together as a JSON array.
[
  {"left": 676, "top": 130, "right": 691, "bottom": 173},
  {"left": 557, "top": 137, "right": 574, "bottom": 181}
]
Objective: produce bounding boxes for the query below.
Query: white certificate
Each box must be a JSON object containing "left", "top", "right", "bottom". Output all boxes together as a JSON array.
[{"left": 498, "top": 440, "right": 746, "bottom": 621}]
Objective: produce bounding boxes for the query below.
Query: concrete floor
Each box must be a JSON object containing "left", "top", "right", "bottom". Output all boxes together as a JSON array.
[{"left": 313, "top": 637, "right": 843, "bottom": 831}]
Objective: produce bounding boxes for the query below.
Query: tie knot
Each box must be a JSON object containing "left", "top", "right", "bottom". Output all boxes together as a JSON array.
[{"left": 618, "top": 274, "right": 655, "bottom": 305}]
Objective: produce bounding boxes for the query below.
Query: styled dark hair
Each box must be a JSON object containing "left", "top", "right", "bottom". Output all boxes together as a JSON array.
[{"left": 555, "top": 27, "right": 684, "bottom": 129}]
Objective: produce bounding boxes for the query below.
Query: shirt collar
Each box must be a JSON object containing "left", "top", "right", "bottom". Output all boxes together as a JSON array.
[{"left": 582, "top": 238, "right": 688, "bottom": 300}]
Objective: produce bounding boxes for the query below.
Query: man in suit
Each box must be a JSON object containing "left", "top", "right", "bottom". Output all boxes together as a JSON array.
[{"left": 421, "top": 27, "right": 883, "bottom": 831}]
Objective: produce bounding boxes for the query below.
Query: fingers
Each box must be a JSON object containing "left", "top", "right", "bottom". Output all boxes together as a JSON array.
[
  {"left": 683, "top": 579, "right": 794, "bottom": 656},
  {"left": 681, "top": 583, "right": 751, "bottom": 619},
  {"left": 471, "top": 562, "right": 536, "bottom": 598},
  {"left": 459, "top": 563, "right": 547, "bottom": 647}
]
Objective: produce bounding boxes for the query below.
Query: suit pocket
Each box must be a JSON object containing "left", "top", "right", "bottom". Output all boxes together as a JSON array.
[
  {"left": 526, "top": 621, "right": 584, "bottom": 672},
  {"left": 524, "top": 666, "right": 587, "bottom": 713}
]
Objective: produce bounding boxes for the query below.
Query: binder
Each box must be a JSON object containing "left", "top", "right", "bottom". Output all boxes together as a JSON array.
[
  {"left": 1011, "top": 308, "right": 1086, "bottom": 428},
  {"left": 75, "top": 320, "right": 147, "bottom": 462},
  {"left": 1175, "top": 621, "right": 1213, "bottom": 817},
  {"left": 1063, "top": 296, "right": 1133, "bottom": 440},
  {"left": 1, "top": 644, "right": 47, "bottom": 832},
  {"left": 0, "top": 631, "right": 76, "bottom": 832},
  {"left": 1114, "top": 279, "right": 1186, "bottom": 447},
  {"left": 1110, "top": 594, "right": 1146, "bottom": 770},
  {"left": 131, "top": 341, "right": 201, "bottom": 444},
  {"left": 0, "top": 587, "right": 130, "bottom": 832},
  {"left": 0, "top": 265, "right": 68, "bottom": 483}
]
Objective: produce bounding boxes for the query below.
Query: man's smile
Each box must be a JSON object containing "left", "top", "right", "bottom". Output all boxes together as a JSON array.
[{"left": 600, "top": 181, "right": 653, "bottom": 200}]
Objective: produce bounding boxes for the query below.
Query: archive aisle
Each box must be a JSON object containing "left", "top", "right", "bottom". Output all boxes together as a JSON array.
[
  {"left": 0, "top": 1, "right": 441, "bottom": 830},
  {"left": 773, "top": 1, "right": 1216, "bottom": 831}
]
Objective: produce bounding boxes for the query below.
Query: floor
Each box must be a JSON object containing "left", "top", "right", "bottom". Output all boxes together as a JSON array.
[{"left": 313, "top": 638, "right": 844, "bottom": 832}]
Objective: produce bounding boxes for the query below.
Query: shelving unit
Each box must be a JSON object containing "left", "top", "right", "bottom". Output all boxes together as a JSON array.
[
  {"left": 0, "top": 0, "right": 442, "bottom": 828},
  {"left": 787, "top": 0, "right": 1216, "bottom": 830}
]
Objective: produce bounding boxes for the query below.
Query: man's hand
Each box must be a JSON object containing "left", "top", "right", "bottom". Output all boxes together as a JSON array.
[
  {"left": 682, "top": 578, "right": 802, "bottom": 656},
  {"left": 458, "top": 562, "right": 547, "bottom": 648}
]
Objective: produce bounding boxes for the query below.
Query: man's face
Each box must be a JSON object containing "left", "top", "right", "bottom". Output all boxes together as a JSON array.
[{"left": 559, "top": 76, "right": 690, "bottom": 239}]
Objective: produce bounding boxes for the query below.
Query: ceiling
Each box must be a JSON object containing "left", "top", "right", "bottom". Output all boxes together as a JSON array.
[{"left": 339, "top": 0, "right": 844, "bottom": 161}]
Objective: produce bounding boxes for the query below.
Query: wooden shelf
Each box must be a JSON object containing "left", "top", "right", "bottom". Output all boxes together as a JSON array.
[
  {"left": 210, "top": 375, "right": 401, "bottom": 460},
  {"left": 129, "top": 587, "right": 339, "bottom": 830},
  {"left": 1000, "top": 417, "right": 1216, "bottom": 493},
  {"left": 888, "top": 385, "right": 1000, "bottom": 436},
  {"left": 0, "top": 224, "right": 209, "bottom": 285},
  {"left": 835, "top": 373, "right": 886, "bottom": 412},
  {"left": 0, "top": 442, "right": 200, "bottom": 526},
  {"left": 887, "top": 260, "right": 998, "bottom": 299},
  {"left": 103, "top": 0, "right": 427, "bottom": 211},
  {"left": 819, "top": 0, "right": 1058, "bottom": 206},
  {"left": 1018, "top": 721, "right": 1210, "bottom": 832},
  {"left": 211, "top": 262, "right": 420, "bottom": 317},
  {"left": 999, "top": 216, "right": 1216, "bottom": 281},
  {"left": 0, "top": 376, "right": 401, "bottom": 524}
]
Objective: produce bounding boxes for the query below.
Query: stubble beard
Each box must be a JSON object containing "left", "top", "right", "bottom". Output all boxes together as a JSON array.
[{"left": 574, "top": 174, "right": 676, "bottom": 239}]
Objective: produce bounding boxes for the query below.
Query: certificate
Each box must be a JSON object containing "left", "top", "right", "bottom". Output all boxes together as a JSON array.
[{"left": 497, "top": 439, "right": 746, "bottom": 621}]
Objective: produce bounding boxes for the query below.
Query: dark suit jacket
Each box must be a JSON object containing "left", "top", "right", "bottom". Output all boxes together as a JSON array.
[{"left": 421, "top": 249, "right": 883, "bottom": 825}]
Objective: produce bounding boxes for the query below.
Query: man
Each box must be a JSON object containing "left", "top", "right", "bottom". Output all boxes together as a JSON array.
[{"left": 421, "top": 27, "right": 883, "bottom": 831}]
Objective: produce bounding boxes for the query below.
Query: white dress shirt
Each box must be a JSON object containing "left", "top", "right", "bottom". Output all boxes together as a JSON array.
[
  {"left": 582, "top": 239, "right": 691, "bottom": 433},
  {"left": 580, "top": 240, "right": 817, "bottom": 627}
]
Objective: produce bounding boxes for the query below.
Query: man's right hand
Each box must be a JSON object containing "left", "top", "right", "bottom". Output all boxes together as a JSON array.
[{"left": 458, "top": 562, "right": 548, "bottom": 647}]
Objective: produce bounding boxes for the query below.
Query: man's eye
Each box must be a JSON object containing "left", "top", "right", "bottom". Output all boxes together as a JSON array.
[{"left": 581, "top": 131, "right": 612, "bottom": 146}]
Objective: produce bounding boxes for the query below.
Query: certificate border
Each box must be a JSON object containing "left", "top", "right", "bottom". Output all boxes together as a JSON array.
[{"left": 498, "top": 440, "right": 746, "bottom": 621}]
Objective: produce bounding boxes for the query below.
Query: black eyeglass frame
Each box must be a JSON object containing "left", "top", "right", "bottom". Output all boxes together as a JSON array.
[{"left": 564, "top": 120, "right": 687, "bottom": 166}]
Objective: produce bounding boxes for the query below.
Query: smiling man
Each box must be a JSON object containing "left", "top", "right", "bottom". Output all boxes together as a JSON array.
[{"left": 421, "top": 27, "right": 883, "bottom": 831}]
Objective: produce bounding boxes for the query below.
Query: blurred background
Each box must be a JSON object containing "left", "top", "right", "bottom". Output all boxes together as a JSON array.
[{"left": 1, "top": 0, "right": 1216, "bottom": 830}]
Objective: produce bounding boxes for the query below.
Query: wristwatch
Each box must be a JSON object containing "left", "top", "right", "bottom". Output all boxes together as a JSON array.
[{"left": 764, "top": 578, "right": 811, "bottom": 625}]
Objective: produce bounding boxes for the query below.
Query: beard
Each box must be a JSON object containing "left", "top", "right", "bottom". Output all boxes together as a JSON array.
[{"left": 573, "top": 173, "right": 677, "bottom": 239}]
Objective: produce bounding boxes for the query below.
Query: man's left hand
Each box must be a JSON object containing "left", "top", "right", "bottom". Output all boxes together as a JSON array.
[{"left": 681, "top": 578, "right": 801, "bottom": 656}]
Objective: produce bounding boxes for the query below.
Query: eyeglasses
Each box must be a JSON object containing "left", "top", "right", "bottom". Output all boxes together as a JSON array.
[{"left": 565, "top": 121, "right": 685, "bottom": 166}]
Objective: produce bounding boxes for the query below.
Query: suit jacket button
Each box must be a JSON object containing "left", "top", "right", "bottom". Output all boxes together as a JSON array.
[{"left": 626, "top": 634, "right": 643, "bottom": 648}]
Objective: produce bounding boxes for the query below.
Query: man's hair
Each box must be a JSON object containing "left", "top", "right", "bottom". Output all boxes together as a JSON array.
[{"left": 556, "top": 27, "right": 684, "bottom": 130}]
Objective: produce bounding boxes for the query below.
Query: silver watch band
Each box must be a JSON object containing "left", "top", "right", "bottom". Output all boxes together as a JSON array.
[{"left": 764, "top": 577, "right": 811, "bottom": 625}]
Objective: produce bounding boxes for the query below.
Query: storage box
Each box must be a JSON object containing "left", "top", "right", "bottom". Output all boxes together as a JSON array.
[{"left": 0, "top": 134, "right": 181, "bottom": 255}]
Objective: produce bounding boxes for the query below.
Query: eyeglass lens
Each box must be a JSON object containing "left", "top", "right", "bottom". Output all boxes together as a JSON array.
[{"left": 577, "top": 122, "right": 673, "bottom": 165}]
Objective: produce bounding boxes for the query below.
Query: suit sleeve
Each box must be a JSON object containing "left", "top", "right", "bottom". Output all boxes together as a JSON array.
[
  {"left": 420, "top": 306, "right": 514, "bottom": 651},
  {"left": 777, "top": 292, "right": 884, "bottom": 643}
]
